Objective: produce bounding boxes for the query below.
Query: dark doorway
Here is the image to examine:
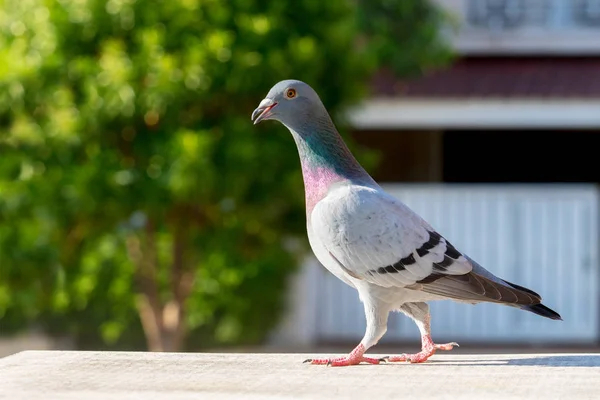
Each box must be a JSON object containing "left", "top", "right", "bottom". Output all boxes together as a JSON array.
[
  {"left": 443, "top": 130, "right": 600, "bottom": 183},
  {"left": 351, "top": 130, "right": 443, "bottom": 183}
]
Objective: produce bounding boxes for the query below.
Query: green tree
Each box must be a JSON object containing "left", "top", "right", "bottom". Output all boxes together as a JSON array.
[{"left": 0, "top": 0, "right": 452, "bottom": 351}]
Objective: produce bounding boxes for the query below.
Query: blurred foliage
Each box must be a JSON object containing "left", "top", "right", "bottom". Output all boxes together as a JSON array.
[
  {"left": 357, "top": 0, "right": 455, "bottom": 78},
  {"left": 0, "top": 0, "right": 452, "bottom": 350}
]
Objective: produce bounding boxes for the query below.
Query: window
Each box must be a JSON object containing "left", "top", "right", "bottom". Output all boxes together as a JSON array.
[{"left": 573, "top": 0, "right": 600, "bottom": 26}]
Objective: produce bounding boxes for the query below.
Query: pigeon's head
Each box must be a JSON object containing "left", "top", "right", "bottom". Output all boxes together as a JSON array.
[{"left": 251, "top": 79, "right": 326, "bottom": 129}]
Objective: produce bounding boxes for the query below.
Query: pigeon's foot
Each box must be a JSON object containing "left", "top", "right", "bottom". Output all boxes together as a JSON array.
[
  {"left": 303, "top": 344, "right": 380, "bottom": 367},
  {"left": 380, "top": 335, "right": 458, "bottom": 364}
]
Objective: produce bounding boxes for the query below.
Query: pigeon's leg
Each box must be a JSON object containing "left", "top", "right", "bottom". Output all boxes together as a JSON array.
[
  {"left": 304, "top": 298, "right": 389, "bottom": 367},
  {"left": 381, "top": 302, "right": 458, "bottom": 364}
]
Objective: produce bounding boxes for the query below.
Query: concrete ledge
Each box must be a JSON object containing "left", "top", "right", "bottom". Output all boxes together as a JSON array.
[{"left": 1, "top": 351, "right": 599, "bottom": 399}]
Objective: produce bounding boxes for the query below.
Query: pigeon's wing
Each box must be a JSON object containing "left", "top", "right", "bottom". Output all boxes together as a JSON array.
[
  {"left": 311, "top": 185, "right": 541, "bottom": 306},
  {"left": 409, "top": 254, "right": 542, "bottom": 306},
  {"left": 310, "top": 185, "right": 473, "bottom": 288}
]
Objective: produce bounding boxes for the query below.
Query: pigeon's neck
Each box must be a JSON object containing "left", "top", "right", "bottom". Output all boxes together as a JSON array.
[{"left": 288, "top": 115, "right": 375, "bottom": 214}]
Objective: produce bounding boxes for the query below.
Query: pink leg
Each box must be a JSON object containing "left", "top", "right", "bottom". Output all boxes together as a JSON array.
[
  {"left": 303, "top": 344, "right": 381, "bottom": 367},
  {"left": 381, "top": 302, "right": 458, "bottom": 363},
  {"left": 380, "top": 334, "right": 458, "bottom": 363}
]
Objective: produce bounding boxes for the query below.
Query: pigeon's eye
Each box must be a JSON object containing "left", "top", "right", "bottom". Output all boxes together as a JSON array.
[{"left": 285, "top": 88, "right": 297, "bottom": 99}]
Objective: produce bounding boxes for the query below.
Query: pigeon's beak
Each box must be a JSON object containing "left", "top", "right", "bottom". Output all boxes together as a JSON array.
[{"left": 251, "top": 98, "right": 277, "bottom": 125}]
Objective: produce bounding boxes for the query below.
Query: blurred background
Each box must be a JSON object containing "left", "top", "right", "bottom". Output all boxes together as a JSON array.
[{"left": 0, "top": 0, "right": 599, "bottom": 358}]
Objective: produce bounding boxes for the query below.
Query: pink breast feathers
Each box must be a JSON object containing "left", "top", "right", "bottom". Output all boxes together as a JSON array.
[{"left": 301, "top": 164, "right": 345, "bottom": 214}]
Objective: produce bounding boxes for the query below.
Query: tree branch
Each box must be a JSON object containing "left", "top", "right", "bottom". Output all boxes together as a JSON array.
[{"left": 128, "top": 218, "right": 165, "bottom": 351}]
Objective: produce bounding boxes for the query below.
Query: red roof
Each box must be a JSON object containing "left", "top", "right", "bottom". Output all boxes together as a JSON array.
[{"left": 371, "top": 57, "right": 600, "bottom": 99}]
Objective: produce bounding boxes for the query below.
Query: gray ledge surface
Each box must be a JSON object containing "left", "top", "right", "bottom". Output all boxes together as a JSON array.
[{"left": 1, "top": 350, "right": 599, "bottom": 399}]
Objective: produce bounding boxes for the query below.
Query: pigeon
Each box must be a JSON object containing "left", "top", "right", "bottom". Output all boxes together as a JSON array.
[{"left": 251, "top": 79, "right": 562, "bottom": 367}]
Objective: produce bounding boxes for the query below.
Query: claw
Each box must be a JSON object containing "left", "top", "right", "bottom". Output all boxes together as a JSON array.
[
  {"left": 378, "top": 356, "right": 389, "bottom": 363},
  {"left": 303, "top": 359, "right": 312, "bottom": 364}
]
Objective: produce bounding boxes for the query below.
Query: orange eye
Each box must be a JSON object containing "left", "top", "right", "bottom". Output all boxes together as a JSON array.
[{"left": 285, "top": 88, "right": 296, "bottom": 99}]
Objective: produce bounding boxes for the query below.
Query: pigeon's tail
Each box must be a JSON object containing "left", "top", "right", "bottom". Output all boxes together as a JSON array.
[
  {"left": 519, "top": 304, "right": 563, "bottom": 321},
  {"left": 501, "top": 280, "right": 563, "bottom": 320}
]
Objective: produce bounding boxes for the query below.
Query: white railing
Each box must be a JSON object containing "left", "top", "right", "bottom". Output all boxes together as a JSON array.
[
  {"left": 271, "top": 184, "right": 599, "bottom": 346},
  {"left": 435, "top": 0, "right": 600, "bottom": 53},
  {"left": 466, "top": 0, "right": 600, "bottom": 31}
]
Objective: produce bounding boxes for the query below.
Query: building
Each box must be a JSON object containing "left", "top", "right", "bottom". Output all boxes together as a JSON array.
[{"left": 270, "top": 0, "right": 600, "bottom": 349}]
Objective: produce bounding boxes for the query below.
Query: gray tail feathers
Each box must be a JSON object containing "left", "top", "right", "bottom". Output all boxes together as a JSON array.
[{"left": 519, "top": 303, "right": 563, "bottom": 321}]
